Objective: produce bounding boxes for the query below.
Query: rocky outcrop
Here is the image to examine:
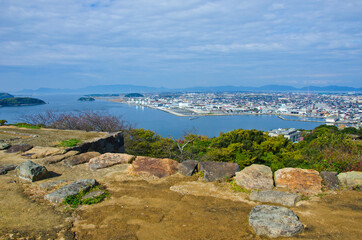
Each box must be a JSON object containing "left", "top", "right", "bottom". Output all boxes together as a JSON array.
[
  {"left": 89, "top": 153, "right": 135, "bottom": 170},
  {"left": 22, "top": 146, "right": 65, "bottom": 159},
  {"left": 39, "top": 180, "right": 66, "bottom": 190},
  {"left": 320, "top": 171, "right": 339, "bottom": 190},
  {"left": 0, "top": 164, "right": 17, "bottom": 175},
  {"left": 42, "top": 150, "right": 79, "bottom": 164},
  {"left": 178, "top": 160, "right": 199, "bottom": 176},
  {"left": 198, "top": 161, "right": 240, "bottom": 182},
  {"left": 0, "top": 142, "right": 10, "bottom": 150},
  {"left": 63, "top": 152, "right": 101, "bottom": 167},
  {"left": 16, "top": 160, "right": 48, "bottom": 182},
  {"left": 235, "top": 164, "right": 273, "bottom": 190},
  {"left": 274, "top": 168, "right": 322, "bottom": 195},
  {"left": 5, "top": 144, "right": 33, "bottom": 153},
  {"left": 44, "top": 179, "right": 97, "bottom": 203},
  {"left": 131, "top": 156, "right": 179, "bottom": 178},
  {"left": 249, "top": 190, "right": 300, "bottom": 207},
  {"left": 338, "top": 171, "right": 362, "bottom": 189},
  {"left": 249, "top": 205, "right": 304, "bottom": 238}
]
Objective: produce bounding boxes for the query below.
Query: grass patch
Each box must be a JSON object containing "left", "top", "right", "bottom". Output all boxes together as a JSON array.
[
  {"left": 57, "top": 138, "right": 82, "bottom": 147},
  {"left": 12, "top": 122, "right": 42, "bottom": 129},
  {"left": 63, "top": 186, "right": 110, "bottom": 208},
  {"left": 228, "top": 180, "right": 252, "bottom": 194}
]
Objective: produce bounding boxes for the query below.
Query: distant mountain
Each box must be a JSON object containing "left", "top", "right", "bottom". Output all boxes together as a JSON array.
[
  {"left": 300, "top": 85, "right": 362, "bottom": 92},
  {"left": 0, "top": 93, "right": 14, "bottom": 99}
]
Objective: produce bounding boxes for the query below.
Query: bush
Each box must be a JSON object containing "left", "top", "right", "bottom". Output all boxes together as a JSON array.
[
  {"left": 0, "top": 119, "right": 7, "bottom": 126},
  {"left": 11, "top": 122, "right": 42, "bottom": 129},
  {"left": 63, "top": 186, "right": 110, "bottom": 208}
]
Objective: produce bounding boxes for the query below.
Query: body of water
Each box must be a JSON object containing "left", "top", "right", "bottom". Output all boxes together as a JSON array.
[{"left": 0, "top": 94, "right": 322, "bottom": 138}]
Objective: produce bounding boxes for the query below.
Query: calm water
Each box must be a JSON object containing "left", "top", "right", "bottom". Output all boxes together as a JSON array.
[{"left": 0, "top": 94, "right": 321, "bottom": 138}]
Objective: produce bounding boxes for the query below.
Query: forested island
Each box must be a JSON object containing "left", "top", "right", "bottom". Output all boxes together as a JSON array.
[
  {"left": 0, "top": 93, "right": 46, "bottom": 107},
  {"left": 78, "top": 97, "right": 95, "bottom": 101}
]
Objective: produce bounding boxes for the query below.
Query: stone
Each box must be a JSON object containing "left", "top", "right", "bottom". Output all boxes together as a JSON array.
[
  {"left": 44, "top": 179, "right": 97, "bottom": 203},
  {"left": 63, "top": 152, "right": 101, "bottom": 167},
  {"left": 81, "top": 190, "right": 105, "bottom": 200},
  {"left": 0, "top": 142, "right": 11, "bottom": 150},
  {"left": 89, "top": 153, "right": 135, "bottom": 170},
  {"left": 320, "top": 171, "right": 339, "bottom": 190},
  {"left": 274, "top": 168, "right": 322, "bottom": 195},
  {"left": 178, "top": 160, "right": 199, "bottom": 176},
  {"left": 0, "top": 164, "right": 17, "bottom": 175},
  {"left": 249, "top": 205, "right": 304, "bottom": 238},
  {"left": 249, "top": 190, "right": 300, "bottom": 207},
  {"left": 16, "top": 160, "right": 48, "bottom": 182},
  {"left": 131, "top": 156, "right": 179, "bottom": 178},
  {"left": 39, "top": 180, "right": 67, "bottom": 189},
  {"left": 235, "top": 164, "right": 274, "bottom": 190},
  {"left": 198, "top": 161, "right": 240, "bottom": 182},
  {"left": 338, "top": 171, "right": 362, "bottom": 189},
  {"left": 5, "top": 144, "right": 33, "bottom": 153},
  {"left": 22, "top": 146, "right": 65, "bottom": 159},
  {"left": 42, "top": 150, "right": 79, "bottom": 164}
]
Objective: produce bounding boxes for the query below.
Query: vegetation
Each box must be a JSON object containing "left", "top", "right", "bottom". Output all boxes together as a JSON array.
[
  {"left": 0, "top": 97, "right": 46, "bottom": 107},
  {"left": 78, "top": 97, "right": 95, "bottom": 101},
  {"left": 12, "top": 122, "right": 42, "bottom": 129},
  {"left": 57, "top": 138, "right": 82, "bottom": 147},
  {"left": 0, "top": 120, "right": 7, "bottom": 126},
  {"left": 63, "top": 186, "right": 110, "bottom": 208},
  {"left": 125, "top": 93, "right": 144, "bottom": 98},
  {"left": 0, "top": 93, "right": 14, "bottom": 100}
]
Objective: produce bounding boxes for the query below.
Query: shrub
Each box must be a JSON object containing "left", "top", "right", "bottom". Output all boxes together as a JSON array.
[
  {"left": 63, "top": 186, "right": 110, "bottom": 208},
  {"left": 0, "top": 119, "right": 7, "bottom": 126}
]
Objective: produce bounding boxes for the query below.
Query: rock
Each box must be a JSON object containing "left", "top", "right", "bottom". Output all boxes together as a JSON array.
[
  {"left": 44, "top": 179, "right": 97, "bottom": 203},
  {"left": 178, "top": 160, "right": 199, "bottom": 176},
  {"left": 22, "top": 146, "right": 65, "bottom": 159},
  {"left": 0, "top": 142, "right": 11, "bottom": 150},
  {"left": 198, "top": 161, "right": 240, "bottom": 182},
  {"left": 0, "top": 164, "right": 17, "bottom": 175},
  {"left": 42, "top": 150, "right": 79, "bottom": 164},
  {"left": 89, "top": 153, "right": 135, "bottom": 170},
  {"left": 131, "top": 156, "right": 179, "bottom": 178},
  {"left": 338, "top": 171, "right": 362, "bottom": 189},
  {"left": 250, "top": 190, "right": 300, "bottom": 207},
  {"left": 39, "top": 180, "right": 67, "bottom": 189},
  {"left": 5, "top": 144, "right": 33, "bottom": 153},
  {"left": 63, "top": 152, "right": 101, "bottom": 167},
  {"left": 16, "top": 160, "right": 48, "bottom": 182},
  {"left": 81, "top": 190, "right": 105, "bottom": 200},
  {"left": 249, "top": 205, "right": 304, "bottom": 238},
  {"left": 235, "top": 164, "right": 274, "bottom": 190},
  {"left": 320, "top": 171, "right": 339, "bottom": 190},
  {"left": 274, "top": 168, "right": 322, "bottom": 195}
]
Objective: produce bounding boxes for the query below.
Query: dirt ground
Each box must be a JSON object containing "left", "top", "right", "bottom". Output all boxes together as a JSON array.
[{"left": 0, "top": 149, "right": 362, "bottom": 239}]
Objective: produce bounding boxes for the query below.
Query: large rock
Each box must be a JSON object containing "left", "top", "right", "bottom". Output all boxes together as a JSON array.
[
  {"left": 198, "top": 161, "right": 240, "bottom": 182},
  {"left": 42, "top": 150, "right": 79, "bottom": 164},
  {"left": 39, "top": 180, "right": 66, "bottom": 190},
  {"left": 0, "top": 142, "right": 11, "bottom": 150},
  {"left": 131, "top": 156, "right": 179, "bottom": 178},
  {"left": 5, "top": 144, "right": 33, "bottom": 153},
  {"left": 63, "top": 152, "right": 101, "bottom": 167},
  {"left": 250, "top": 190, "right": 300, "bottom": 207},
  {"left": 44, "top": 179, "right": 97, "bottom": 203},
  {"left": 22, "top": 146, "right": 66, "bottom": 159},
  {"left": 0, "top": 164, "right": 17, "bottom": 175},
  {"left": 338, "top": 171, "right": 362, "bottom": 189},
  {"left": 235, "top": 164, "right": 273, "bottom": 190},
  {"left": 320, "top": 171, "right": 339, "bottom": 190},
  {"left": 249, "top": 205, "right": 304, "bottom": 238},
  {"left": 89, "top": 153, "right": 135, "bottom": 170},
  {"left": 274, "top": 168, "right": 322, "bottom": 195},
  {"left": 178, "top": 160, "right": 199, "bottom": 176},
  {"left": 16, "top": 160, "right": 48, "bottom": 182}
]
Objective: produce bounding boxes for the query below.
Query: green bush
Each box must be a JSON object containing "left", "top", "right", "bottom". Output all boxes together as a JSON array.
[
  {"left": 12, "top": 122, "right": 42, "bottom": 129},
  {"left": 0, "top": 119, "right": 7, "bottom": 126}
]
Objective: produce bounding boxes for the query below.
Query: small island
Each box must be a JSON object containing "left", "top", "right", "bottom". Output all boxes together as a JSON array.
[
  {"left": 125, "top": 93, "right": 144, "bottom": 98},
  {"left": 78, "top": 97, "right": 95, "bottom": 102},
  {"left": 0, "top": 93, "right": 14, "bottom": 100},
  {"left": 0, "top": 97, "right": 46, "bottom": 107}
]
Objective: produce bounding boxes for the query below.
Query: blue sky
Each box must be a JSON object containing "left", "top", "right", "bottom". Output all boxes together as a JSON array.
[{"left": 1, "top": 0, "right": 361, "bottom": 91}]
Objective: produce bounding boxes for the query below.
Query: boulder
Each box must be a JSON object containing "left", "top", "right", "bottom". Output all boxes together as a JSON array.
[
  {"left": 198, "top": 161, "right": 240, "bottom": 182},
  {"left": 39, "top": 180, "right": 67, "bottom": 190},
  {"left": 0, "top": 164, "right": 17, "bottom": 175},
  {"left": 235, "top": 164, "right": 273, "bottom": 190},
  {"left": 89, "top": 153, "right": 135, "bottom": 170},
  {"left": 178, "top": 160, "right": 199, "bottom": 176},
  {"left": 63, "top": 152, "right": 101, "bottom": 167},
  {"left": 5, "top": 144, "right": 33, "bottom": 153},
  {"left": 249, "top": 205, "right": 304, "bottom": 238},
  {"left": 338, "top": 171, "right": 362, "bottom": 189},
  {"left": 131, "top": 156, "right": 179, "bottom": 178},
  {"left": 320, "top": 171, "right": 339, "bottom": 190},
  {"left": 16, "top": 160, "right": 48, "bottom": 182},
  {"left": 22, "top": 146, "right": 65, "bottom": 159},
  {"left": 0, "top": 142, "right": 10, "bottom": 150},
  {"left": 44, "top": 179, "right": 97, "bottom": 203},
  {"left": 250, "top": 190, "right": 300, "bottom": 207},
  {"left": 274, "top": 168, "right": 322, "bottom": 195},
  {"left": 81, "top": 190, "right": 105, "bottom": 200},
  {"left": 42, "top": 150, "right": 79, "bottom": 164}
]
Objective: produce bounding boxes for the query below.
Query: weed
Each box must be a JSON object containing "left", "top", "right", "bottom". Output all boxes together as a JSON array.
[
  {"left": 228, "top": 180, "right": 252, "bottom": 194},
  {"left": 315, "top": 192, "right": 328, "bottom": 198},
  {"left": 194, "top": 170, "right": 204, "bottom": 179},
  {"left": 57, "top": 138, "right": 82, "bottom": 147}
]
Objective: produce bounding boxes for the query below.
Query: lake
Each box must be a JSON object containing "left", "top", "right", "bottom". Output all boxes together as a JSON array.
[{"left": 0, "top": 94, "right": 322, "bottom": 138}]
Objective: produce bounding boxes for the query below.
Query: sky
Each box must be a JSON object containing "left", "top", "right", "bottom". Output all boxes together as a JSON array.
[{"left": 0, "top": 0, "right": 362, "bottom": 91}]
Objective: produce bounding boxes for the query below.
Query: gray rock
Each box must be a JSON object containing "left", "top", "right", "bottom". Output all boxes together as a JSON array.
[
  {"left": 89, "top": 153, "right": 135, "bottom": 170},
  {"left": 63, "top": 152, "right": 100, "bottom": 166},
  {"left": 44, "top": 179, "right": 97, "bottom": 203},
  {"left": 178, "top": 160, "right": 199, "bottom": 176},
  {"left": 198, "top": 161, "right": 240, "bottom": 182},
  {"left": 81, "top": 190, "right": 105, "bottom": 200},
  {"left": 5, "top": 144, "right": 33, "bottom": 153},
  {"left": 39, "top": 180, "right": 66, "bottom": 189},
  {"left": 338, "top": 171, "right": 362, "bottom": 189},
  {"left": 250, "top": 191, "right": 300, "bottom": 207},
  {"left": 42, "top": 150, "right": 79, "bottom": 164},
  {"left": 0, "top": 164, "right": 17, "bottom": 175},
  {"left": 320, "top": 171, "right": 339, "bottom": 190},
  {"left": 0, "top": 142, "right": 11, "bottom": 150},
  {"left": 235, "top": 164, "right": 274, "bottom": 190},
  {"left": 16, "top": 160, "right": 48, "bottom": 182},
  {"left": 249, "top": 205, "right": 304, "bottom": 238}
]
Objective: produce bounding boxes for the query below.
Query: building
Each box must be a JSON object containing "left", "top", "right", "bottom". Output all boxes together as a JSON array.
[{"left": 268, "top": 128, "right": 301, "bottom": 143}]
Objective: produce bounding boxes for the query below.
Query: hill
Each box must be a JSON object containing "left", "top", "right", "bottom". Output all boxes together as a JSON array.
[{"left": 0, "top": 93, "right": 14, "bottom": 100}]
